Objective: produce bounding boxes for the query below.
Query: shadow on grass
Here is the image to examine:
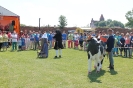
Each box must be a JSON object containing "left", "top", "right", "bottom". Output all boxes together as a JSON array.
[
  {"left": 107, "top": 70, "right": 118, "bottom": 75},
  {"left": 36, "top": 57, "right": 48, "bottom": 59},
  {"left": 54, "top": 57, "right": 61, "bottom": 59},
  {"left": 87, "top": 69, "right": 106, "bottom": 83}
]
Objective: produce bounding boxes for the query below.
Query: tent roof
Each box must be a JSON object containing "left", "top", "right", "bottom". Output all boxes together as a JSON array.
[{"left": 0, "top": 6, "right": 19, "bottom": 16}]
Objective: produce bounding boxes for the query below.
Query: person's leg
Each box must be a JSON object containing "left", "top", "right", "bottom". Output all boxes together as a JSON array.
[
  {"left": 34, "top": 41, "right": 37, "bottom": 50},
  {"left": 49, "top": 41, "right": 52, "bottom": 49},
  {"left": 68, "top": 40, "right": 70, "bottom": 48},
  {"left": 71, "top": 40, "right": 73, "bottom": 48},
  {"left": 0, "top": 43, "right": 2, "bottom": 51},
  {"left": 59, "top": 49, "right": 62, "bottom": 57},
  {"left": 12, "top": 42, "right": 14, "bottom": 51},
  {"left": 64, "top": 40, "right": 66, "bottom": 48},
  {"left": 15, "top": 42, "right": 17, "bottom": 50},
  {"left": 80, "top": 41, "right": 82, "bottom": 50},
  {"left": 55, "top": 49, "right": 58, "bottom": 58},
  {"left": 109, "top": 49, "right": 114, "bottom": 69}
]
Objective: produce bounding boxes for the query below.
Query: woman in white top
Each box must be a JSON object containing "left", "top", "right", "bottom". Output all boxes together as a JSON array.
[
  {"left": 3, "top": 31, "right": 8, "bottom": 51},
  {"left": 73, "top": 32, "right": 79, "bottom": 49}
]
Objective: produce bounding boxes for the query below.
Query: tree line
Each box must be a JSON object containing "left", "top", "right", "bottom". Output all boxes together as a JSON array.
[{"left": 21, "top": 8, "right": 133, "bottom": 29}]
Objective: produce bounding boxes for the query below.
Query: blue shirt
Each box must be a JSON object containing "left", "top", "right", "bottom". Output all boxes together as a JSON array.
[
  {"left": 34, "top": 34, "right": 39, "bottom": 41},
  {"left": 79, "top": 35, "right": 83, "bottom": 41},
  {"left": 62, "top": 33, "right": 67, "bottom": 40},
  {"left": 30, "top": 34, "right": 34, "bottom": 41},
  {"left": 21, "top": 38, "right": 25, "bottom": 46},
  {"left": 48, "top": 34, "right": 53, "bottom": 41}
]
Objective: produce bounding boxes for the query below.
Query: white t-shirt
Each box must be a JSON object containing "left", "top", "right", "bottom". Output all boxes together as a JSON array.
[
  {"left": 41, "top": 33, "right": 47, "bottom": 39},
  {"left": 74, "top": 34, "right": 79, "bottom": 40},
  {"left": 11, "top": 34, "right": 18, "bottom": 42}
]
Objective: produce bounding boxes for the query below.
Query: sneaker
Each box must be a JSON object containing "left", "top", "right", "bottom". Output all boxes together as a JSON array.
[
  {"left": 59, "top": 55, "right": 61, "bottom": 58},
  {"left": 54, "top": 56, "right": 57, "bottom": 58}
]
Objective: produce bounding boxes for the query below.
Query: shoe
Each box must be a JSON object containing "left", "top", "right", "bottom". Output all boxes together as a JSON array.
[
  {"left": 59, "top": 55, "right": 61, "bottom": 58},
  {"left": 54, "top": 56, "right": 57, "bottom": 58},
  {"left": 110, "top": 67, "right": 114, "bottom": 70}
]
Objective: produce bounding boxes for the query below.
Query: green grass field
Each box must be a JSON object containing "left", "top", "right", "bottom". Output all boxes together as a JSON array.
[{"left": 0, "top": 48, "right": 133, "bottom": 88}]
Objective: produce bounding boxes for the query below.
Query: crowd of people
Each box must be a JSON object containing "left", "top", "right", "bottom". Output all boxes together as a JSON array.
[{"left": 0, "top": 29, "right": 133, "bottom": 59}]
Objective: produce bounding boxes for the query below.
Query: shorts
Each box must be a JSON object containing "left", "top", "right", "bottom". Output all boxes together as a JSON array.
[
  {"left": 3, "top": 42, "right": 8, "bottom": 46},
  {"left": 18, "top": 45, "right": 22, "bottom": 49},
  {"left": 74, "top": 40, "right": 79, "bottom": 46},
  {"left": 79, "top": 41, "right": 83, "bottom": 47}
]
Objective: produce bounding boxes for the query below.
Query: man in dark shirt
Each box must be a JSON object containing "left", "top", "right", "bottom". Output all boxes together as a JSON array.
[{"left": 106, "top": 29, "right": 115, "bottom": 70}]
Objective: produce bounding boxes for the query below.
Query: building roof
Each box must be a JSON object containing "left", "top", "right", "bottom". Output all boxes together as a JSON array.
[{"left": 0, "top": 6, "right": 19, "bottom": 16}]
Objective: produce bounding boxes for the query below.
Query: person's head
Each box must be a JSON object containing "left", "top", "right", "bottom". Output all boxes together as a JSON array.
[
  {"left": 116, "top": 31, "right": 119, "bottom": 36},
  {"left": 74, "top": 32, "right": 77, "bottom": 35},
  {"left": 80, "top": 33, "right": 83, "bottom": 36},
  {"left": 49, "top": 31, "right": 52, "bottom": 34},
  {"left": 121, "top": 33, "right": 124, "bottom": 37},
  {"left": 3, "top": 31, "right": 6, "bottom": 34},
  {"left": 87, "top": 33, "right": 92, "bottom": 40},
  {"left": 107, "top": 28, "right": 113, "bottom": 35},
  {"left": 14, "top": 31, "right": 16, "bottom": 34},
  {"left": 84, "top": 33, "right": 86, "bottom": 36},
  {"left": 63, "top": 31, "right": 65, "bottom": 33},
  {"left": 130, "top": 32, "right": 133, "bottom": 36},
  {"left": 99, "top": 31, "right": 102, "bottom": 35},
  {"left": 126, "top": 33, "right": 130, "bottom": 38},
  {"left": 102, "top": 30, "right": 105, "bottom": 34}
]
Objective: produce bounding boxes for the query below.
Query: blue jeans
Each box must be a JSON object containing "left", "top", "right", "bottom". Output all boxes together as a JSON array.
[
  {"left": 109, "top": 49, "right": 114, "bottom": 66},
  {"left": 49, "top": 41, "right": 52, "bottom": 49}
]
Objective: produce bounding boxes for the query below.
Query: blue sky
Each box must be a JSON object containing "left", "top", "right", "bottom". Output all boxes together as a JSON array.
[{"left": 0, "top": 0, "right": 133, "bottom": 27}]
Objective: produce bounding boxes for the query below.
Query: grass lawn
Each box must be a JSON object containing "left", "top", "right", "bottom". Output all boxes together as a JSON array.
[{"left": 0, "top": 48, "right": 133, "bottom": 88}]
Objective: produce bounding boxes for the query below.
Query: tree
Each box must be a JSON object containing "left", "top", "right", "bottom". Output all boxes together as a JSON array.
[
  {"left": 106, "top": 19, "right": 112, "bottom": 26},
  {"left": 58, "top": 15, "right": 67, "bottom": 29},
  {"left": 113, "top": 20, "right": 125, "bottom": 28},
  {"left": 20, "top": 24, "right": 26, "bottom": 26},
  {"left": 98, "top": 21, "right": 106, "bottom": 27},
  {"left": 125, "top": 9, "right": 133, "bottom": 28}
]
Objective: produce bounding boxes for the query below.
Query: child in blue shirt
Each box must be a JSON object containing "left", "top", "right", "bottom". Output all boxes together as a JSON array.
[
  {"left": 62, "top": 31, "right": 67, "bottom": 48},
  {"left": 18, "top": 37, "right": 22, "bottom": 51}
]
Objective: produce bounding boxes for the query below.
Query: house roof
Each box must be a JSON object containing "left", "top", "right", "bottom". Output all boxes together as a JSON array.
[{"left": 0, "top": 6, "right": 19, "bottom": 16}]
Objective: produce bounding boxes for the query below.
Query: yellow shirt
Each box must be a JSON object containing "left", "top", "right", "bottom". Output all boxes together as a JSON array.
[
  {"left": 0, "top": 35, "right": 3, "bottom": 43},
  {"left": 3, "top": 34, "right": 8, "bottom": 42}
]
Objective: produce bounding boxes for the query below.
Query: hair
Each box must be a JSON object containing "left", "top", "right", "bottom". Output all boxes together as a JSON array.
[
  {"left": 108, "top": 28, "right": 113, "bottom": 32},
  {"left": 121, "top": 33, "right": 124, "bottom": 36}
]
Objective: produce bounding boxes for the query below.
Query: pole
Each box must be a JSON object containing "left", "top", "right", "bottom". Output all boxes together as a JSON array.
[{"left": 39, "top": 18, "right": 40, "bottom": 30}]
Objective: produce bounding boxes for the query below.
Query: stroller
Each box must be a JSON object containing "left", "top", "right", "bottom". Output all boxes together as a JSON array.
[{"left": 37, "top": 38, "right": 49, "bottom": 58}]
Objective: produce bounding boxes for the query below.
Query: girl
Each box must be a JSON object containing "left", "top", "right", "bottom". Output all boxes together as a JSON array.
[
  {"left": 18, "top": 37, "right": 22, "bottom": 51},
  {"left": 73, "top": 32, "right": 79, "bottom": 49},
  {"left": 79, "top": 33, "right": 84, "bottom": 50},
  {"left": 124, "top": 33, "right": 131, "bottom": 58},
  {"left": 21, "top": 35, "right": 25, "bottom": 50}
]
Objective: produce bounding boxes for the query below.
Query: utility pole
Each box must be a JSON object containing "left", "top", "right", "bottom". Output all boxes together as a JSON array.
[{"left": 39, "top": 18, "right": 41, "bottom": 30}]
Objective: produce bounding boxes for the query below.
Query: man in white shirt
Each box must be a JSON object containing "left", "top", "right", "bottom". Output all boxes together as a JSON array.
[{"left": 11, "top": 31, "right": 18, "bottom": 51}]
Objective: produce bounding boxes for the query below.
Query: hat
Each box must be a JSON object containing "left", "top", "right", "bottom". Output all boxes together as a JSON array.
[{"left": 74, "top": 32, "right": 77, "bottom": 33}]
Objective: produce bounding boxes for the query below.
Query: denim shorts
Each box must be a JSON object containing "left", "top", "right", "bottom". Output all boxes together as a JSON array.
[{"left": 3, "top": 42, "right": 8, "bottom": 46}]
